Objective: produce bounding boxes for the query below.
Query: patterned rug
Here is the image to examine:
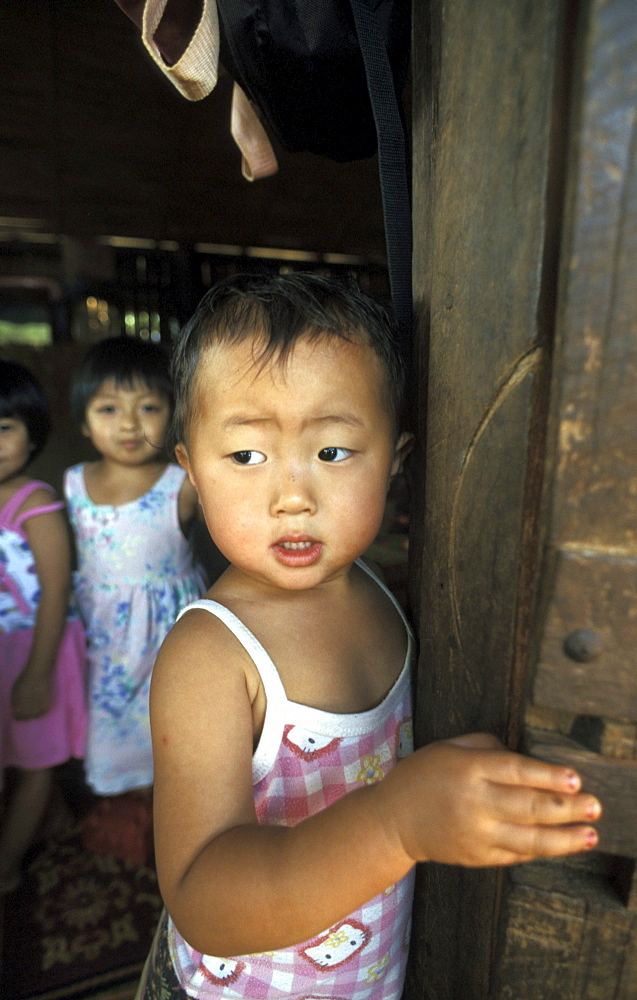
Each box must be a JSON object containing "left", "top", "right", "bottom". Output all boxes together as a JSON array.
[{"left": 0, "top": 822, "right": 162, "bottom": 1000}]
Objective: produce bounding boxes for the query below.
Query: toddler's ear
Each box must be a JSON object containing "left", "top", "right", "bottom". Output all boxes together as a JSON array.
[
  {"left": 174, "top": 442, "right": 195, "bottom": 486},
  {"left": 390, "top": 431, "right": 414, "bottom": 479}
]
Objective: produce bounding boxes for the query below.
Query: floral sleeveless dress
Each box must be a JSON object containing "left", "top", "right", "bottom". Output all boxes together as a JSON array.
[{"left": 64, "top": 463, "right": 206, "bottom": 795}]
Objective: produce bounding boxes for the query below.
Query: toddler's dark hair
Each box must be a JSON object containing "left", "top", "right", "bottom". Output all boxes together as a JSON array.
[
  {"left": 171, "top": 273, "right": 406, "bottom": 446},
  {"left": 0, "top": 359, "right": 51, "bottom": 460},
  {"left": 70, "top": 336, "right": 173, "bottom": 423}
]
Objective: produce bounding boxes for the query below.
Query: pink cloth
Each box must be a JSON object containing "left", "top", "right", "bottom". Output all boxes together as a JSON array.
[
  {"left": 0, "top": 481, "right": 87, "bottom": 775},
  {"left": 166, "top": 561, "right": 415, "bottom": 1000},
  {"left": 0, "top": 620, "right": 87, "bottom": 770}
]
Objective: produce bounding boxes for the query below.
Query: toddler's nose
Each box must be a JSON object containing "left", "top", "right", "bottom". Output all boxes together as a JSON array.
[{"left": 270, "top": 466, "right": 316, "bottom": 516}]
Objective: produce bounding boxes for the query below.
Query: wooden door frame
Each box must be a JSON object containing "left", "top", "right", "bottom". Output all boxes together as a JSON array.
[{"left": 405, "top": 0, "right": 637, "bottom": 996}]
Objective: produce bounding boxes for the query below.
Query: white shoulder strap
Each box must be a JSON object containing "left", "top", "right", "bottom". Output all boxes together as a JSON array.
[
  {"left": 177, "top": 599, "right": 288, "bottom": 782},
  {"left": 355, "top": 558, "right": 414, "bottom": 647}
]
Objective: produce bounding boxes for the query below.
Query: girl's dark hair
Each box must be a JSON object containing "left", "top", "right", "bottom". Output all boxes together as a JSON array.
[
  {"left": 0, "top": 359, "right": 51, "bottom": 460},
  {"left": 171, "top": 272, "right": 406, "bottom": 446},
  {"left": 70, "top": 336, "right": 173, "bottom": 423}
]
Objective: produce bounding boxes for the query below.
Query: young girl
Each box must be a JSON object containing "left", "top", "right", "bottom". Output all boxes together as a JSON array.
[
  {"left": 64, "top": 337, "right": 206, "bottom": 797},
  {"left": 0, "top": 360, "right": 87, "bottom": 893},
  {"left": 137, "top": 274, "right": 601, "bottom": 1000}
]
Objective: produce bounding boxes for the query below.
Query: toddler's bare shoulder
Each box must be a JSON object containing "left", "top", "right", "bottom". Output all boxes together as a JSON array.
[{"left": 156, "top": 606, "right": 257, "bottom": 688}]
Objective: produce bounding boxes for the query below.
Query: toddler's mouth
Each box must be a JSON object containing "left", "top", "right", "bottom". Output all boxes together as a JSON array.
[{"left": 272, "top": 537, "right": 322, "bottom": 567}]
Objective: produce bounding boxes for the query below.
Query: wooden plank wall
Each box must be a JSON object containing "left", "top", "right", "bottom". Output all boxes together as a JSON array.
[
  {"left": 407, "top": 0, "right": 637, "bottom": 996},
  {"left": 406, "top": 0, "right": 570, "bottom": 994},
  {"left": 502, "top": 2, "right": 637, "bottom": 995}
]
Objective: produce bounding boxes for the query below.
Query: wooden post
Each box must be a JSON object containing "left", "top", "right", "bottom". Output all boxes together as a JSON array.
[
  {"left": 407, "top": 0, "right": 637, "bottom": 996},
  {"left": 407, "top": 0, "right": 584, "bottom": 996}
]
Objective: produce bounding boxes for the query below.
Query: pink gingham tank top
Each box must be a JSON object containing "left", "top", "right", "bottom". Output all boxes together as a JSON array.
[{"left": 167, "top": 560, "right": 415, "bottom": 1000}]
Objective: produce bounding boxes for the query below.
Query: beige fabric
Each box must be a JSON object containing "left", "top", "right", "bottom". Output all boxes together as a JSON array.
[
  {"left": 139, "top": 0, "right": 278, "bottom": 180},
  {"left": 231, "top": 83, "right": 279, "bottom": 181},
  {"left": 141, "top": 0, "right": 219, "bottom": 100}
]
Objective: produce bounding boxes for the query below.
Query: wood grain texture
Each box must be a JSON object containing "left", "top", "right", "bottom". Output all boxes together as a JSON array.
[
  {"left": 527, "top": 0, "right": 637, "bottom": 775},
  {"left": 519, "top": 0, "right": 637, "bottom": 993},
  {"left": 409, "top": 0, "right": 637, "bottom": 997},
  {"left": 407, "top": 1, "right": 563, "bottom": 996},
  {"left": 493, "top": 871, "right": 637, "bottom": 1000},
  {"left": 533, "top": 551, "right": 637, "bottom": 719},
  {"left": 546, "top": 0, "right": 637, "bottom": 554},
  {"left": 528, "top": 729, "right": 637, "bottom": 858}
]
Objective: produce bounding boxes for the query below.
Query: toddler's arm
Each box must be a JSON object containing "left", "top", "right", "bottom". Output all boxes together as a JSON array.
[
  {"left": 151, "top": 613, "right": 600, "bottom": 960},
  {"left": 11, "top": 496, "right": 71, "bottom": 720}
]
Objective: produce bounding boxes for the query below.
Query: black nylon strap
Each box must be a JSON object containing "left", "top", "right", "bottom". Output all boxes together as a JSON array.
[{"left": 349, "top": 0, "right": 412, "bottom": 360}]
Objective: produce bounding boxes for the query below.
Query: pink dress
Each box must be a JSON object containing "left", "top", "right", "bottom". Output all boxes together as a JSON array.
[{"left": 0, "top": 481, "right": 87, "bottom": 776}]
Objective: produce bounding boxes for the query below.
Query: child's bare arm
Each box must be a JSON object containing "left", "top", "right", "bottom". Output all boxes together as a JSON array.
[
  {"left": 152, "top": 615, "right": 601, "bottom": 959},
  {"left": 11, "top": 498, "right": 71, "bottom": 720}
]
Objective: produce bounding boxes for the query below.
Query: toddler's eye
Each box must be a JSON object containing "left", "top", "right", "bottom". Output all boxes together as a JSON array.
[
  {"left": 318, "top": 447, "right": 351, "bottom": 462},
  {"left": 141, "top": 404, "right": 160, "bottom": 413},
  {"left": 232, "top": 450, "right": 266, "bottom": 465}
]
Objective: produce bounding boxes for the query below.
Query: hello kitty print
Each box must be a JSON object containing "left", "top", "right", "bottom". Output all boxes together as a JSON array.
[{"left": 301, "top": 920, "right": 372, "bottom": 970}]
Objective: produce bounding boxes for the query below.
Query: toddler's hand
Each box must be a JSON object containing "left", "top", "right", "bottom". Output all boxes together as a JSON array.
[
  {"left": 380, "top": 732, "right": 601, "bottom": 868},
  {"left": 11, "top": 670, "right": 52, "bottom": 720}
]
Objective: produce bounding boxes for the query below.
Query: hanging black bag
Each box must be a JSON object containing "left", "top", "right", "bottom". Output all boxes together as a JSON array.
[
  {"left": 216, "top": 0, "right": 410, "bottom": 162},
  {"left": 217, "top": 0, "right": 413, "bottom": 349}
]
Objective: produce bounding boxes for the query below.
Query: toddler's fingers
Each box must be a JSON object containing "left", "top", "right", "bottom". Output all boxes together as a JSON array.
[
  {"left": 487, "top": 752, "right": 585, "bottom": 795},
  {"left": 486, "top": 781, "right": 601, "bottom": 828},
  {"left": 495, "top": 821, "right": 599, "bottom": 864},
  {"left": 440, "top": 736, "right": 586, "bottom": 795}
]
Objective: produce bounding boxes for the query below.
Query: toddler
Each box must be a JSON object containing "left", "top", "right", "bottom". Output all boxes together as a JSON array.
[
  {"left": 0, "top": 360, "right": 86, "bottom": 893},
  {"left": 65, "top": 336, "right": 206, "bottom": 796},
  {"left": 137, "top": 274, "right": 601, "bottom": 1000}
]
